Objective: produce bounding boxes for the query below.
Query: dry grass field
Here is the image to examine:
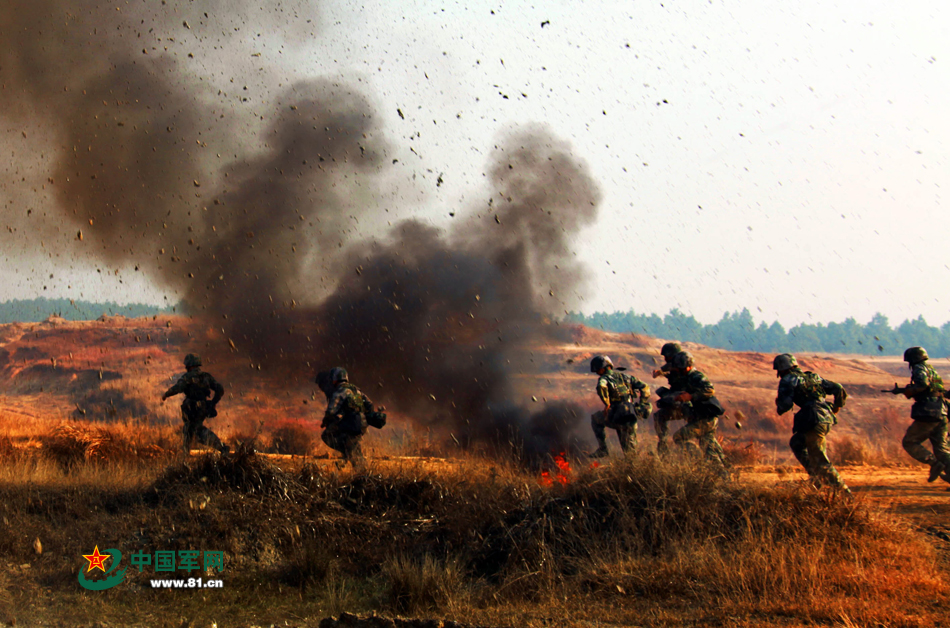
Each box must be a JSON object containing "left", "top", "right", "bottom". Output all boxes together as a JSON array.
[{"left": 0, "top": 316, "right": 949, "bottom": 627}]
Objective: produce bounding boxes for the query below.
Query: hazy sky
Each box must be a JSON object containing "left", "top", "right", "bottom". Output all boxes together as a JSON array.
[{"left": 1, "top": 0, "right": 948, "bottom": 329}]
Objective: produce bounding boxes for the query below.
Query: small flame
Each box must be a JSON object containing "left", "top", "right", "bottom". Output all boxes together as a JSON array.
[{"left": 540, "top": 452, "right": 572, "bottom": 487}]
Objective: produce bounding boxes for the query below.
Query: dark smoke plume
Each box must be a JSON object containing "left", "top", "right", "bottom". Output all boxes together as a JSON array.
[
  {"left": 305, "top": 129, "right": 601, "bottom": 459},
  {"left": 1, "top": 2, "right": 602, "bottom": 460}
]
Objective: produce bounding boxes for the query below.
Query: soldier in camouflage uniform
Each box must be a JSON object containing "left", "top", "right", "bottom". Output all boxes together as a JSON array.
[
  {"left": 883, "top": 347, "right": 950, "bottom": 483},
  {"left": 589, "top": 355, "right": 651, "bottom": 458},
  {"left": 319, "top": 367, "right": 386, "bottom": 467},
  {"left": 160, "top": 353, "right": 229, "bottom": 454},
  {"left": 652, "top": 342, "right": 686, "bottom": 456},
  {"left": 773, "top": 353, "right": 850, "bottom": 493},
  {"left": 669, "top": 352, "right": 727, "bottom": 472}
]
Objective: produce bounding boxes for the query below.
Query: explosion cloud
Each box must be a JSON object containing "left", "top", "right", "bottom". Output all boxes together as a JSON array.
[{"left": 0, "top": 1, "right": 601, "bottom": 459}]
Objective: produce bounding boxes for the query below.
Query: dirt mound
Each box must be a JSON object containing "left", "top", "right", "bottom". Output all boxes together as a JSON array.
[{"left": 151, "top": 442, "right": 303, "bottom": 500}]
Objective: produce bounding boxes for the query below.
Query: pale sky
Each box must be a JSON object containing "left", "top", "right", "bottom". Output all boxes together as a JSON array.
[{"left": 1, "top": 0, "right": 948, "bottom": 329}]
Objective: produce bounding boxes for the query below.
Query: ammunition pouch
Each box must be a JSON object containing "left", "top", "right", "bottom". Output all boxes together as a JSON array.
[
  {"left": 609, "top": 400, "right": 641, "bottom": 426},
  {"left": 691, "top": 396, "right": 725, "bottom": 421},
  {"left": 911, "top": 397, "right": 946, "bottom": 422},
  {"left": 657, "top": 395, "right": 676, "bottom": 409},
  {"left": 338, "top": 411, "right": 367, "bottom": 436},
  {"left": 366, "top": 410, "right": 387, "bottom": 429},
  {"left": 182, "top": 399, "right": 211, "bottom": 422}
]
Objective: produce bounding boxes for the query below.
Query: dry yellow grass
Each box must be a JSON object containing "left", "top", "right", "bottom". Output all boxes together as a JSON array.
[
  {"left": 0, "top": 317, "right": 949, "bottom": 626},
  {"left": 1, "top": 434, "right": 946, "bottom": 626}
]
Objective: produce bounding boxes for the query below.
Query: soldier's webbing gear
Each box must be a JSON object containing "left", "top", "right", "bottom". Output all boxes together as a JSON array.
[
  {"left": 164, "top": 370, "right": 224, "bottom": 418},
  {"left": 910, "top": 362, "right": 946, "bottom": 421}
]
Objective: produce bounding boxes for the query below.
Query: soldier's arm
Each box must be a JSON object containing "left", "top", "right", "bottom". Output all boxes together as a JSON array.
[
  {"left": 596, "top": 378, "right": 610, "bottom": 408},
  {"left": 690, "top": 372, "right": 715, "bottom": 400},
  {"left": 821, "top": 378, "right": 847, "bottom": 411},
  {"left": 628, "top": 375, "right": 651, "bottom": 401},
  {"left": 161, "top": 376, "right": 186, "bottom": 401},
  {"left": 360, "top": 389, "right": 377, "bottom": 413},
  {"left": 775, "top": 375, "right": 796, "bottom": 415},
  {"left": 904, "top": 365, "right": 931, "bottom": 398},
  {"left": 208, "top": 375, "right": 225, "bottom": 406},
  {"left": 324, "top": 388, "right": 347, "bottom": 422}
]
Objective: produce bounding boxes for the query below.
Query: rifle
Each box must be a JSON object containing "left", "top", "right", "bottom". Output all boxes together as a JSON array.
[{"left": 881, "top": 383, "right": 906, "bottom": 396}]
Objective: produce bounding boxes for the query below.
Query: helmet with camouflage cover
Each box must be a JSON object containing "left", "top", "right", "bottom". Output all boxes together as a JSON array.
[
  {"left": 772, "top": 353, "right": 798, "bottom": 371},
  {"left": 671, "top": 351, "right": 693, "bottom": 370},
  {"left": 589, "top": 355, "right": 613, "bottom": 373},
  {"left": 329, "top": 366, "right": 349, "bottom": 383},
  {"left": 903, "top": 346, "right": 929, "bottom": 364},
  {"left": 183, "top": 353, "right": 202, "bottom": 368},
  {"left": 660, "top": 342, "right": 683, "bottom": 361}
]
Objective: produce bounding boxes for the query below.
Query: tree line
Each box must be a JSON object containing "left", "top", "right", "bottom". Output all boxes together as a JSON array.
[
  {"left": 0, "top": 298, "right": 174, "bottom": 323},
  {"left": 566, "top": 308, "right": 950, "bottom": 357}
]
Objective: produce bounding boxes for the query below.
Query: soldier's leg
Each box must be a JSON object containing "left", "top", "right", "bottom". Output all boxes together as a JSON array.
[
  {"left": 321, "top": 427, "right": 346, "bottom": 456},
  {"left": 654, "top": 409, "right": 671, "bottom": 456},
  {"left": 788, "top": 432, "right": 811, "bottom": 474},
  {"left": 926, "top": 420, "right": 950, "bottom": 468},
  {"left": 343, "top": 435, "right": 365, "bottom": 468},
  {"left": 804, "top": 424, "right": 847, "bottom": 490},
  {"left": 672, "top": 421, "right": 702, "bottom": 457},
  {"left": 181, "top": 416, "right": 197, "bottom": 454},
  {"left": 590, "top": 411, "right": 609, "bottom": 457},
  {"left": 902, "top": 420, "right": 939, "bottom": 465},
  {"left": 195, "top": 424, "right": 228, "bottom": 453},
  {"left": 616, "top": 422, "right": 637, "bottom": 455},
  {"left": 697, "top": 418, "right": 726, "bottom": 468}
]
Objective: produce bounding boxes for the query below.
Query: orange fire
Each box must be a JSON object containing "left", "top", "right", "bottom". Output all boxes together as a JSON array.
[{"left": 540, "top": 452, "right": 572, "bottom": 487}]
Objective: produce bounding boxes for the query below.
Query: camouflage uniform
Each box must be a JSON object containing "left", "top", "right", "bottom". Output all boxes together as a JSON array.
[
  {"left": 591, "top": 369, "right": 651, "bottom": 455},
  {"left": 900, "top": 362, "right": 950, "bottom": 473},
  {"left": 671, "top": 369, "right": 726, "bottom": 469},
  {"left": 776, "top": 367, "right": 848, "bottom": 490},
  {"left": 162, "top": 369, "right": 226, "bottom": 453},
  {"left": 323, "top": 382, "right": 372, "bottom": 466},
  {"left": 654, "top": 366, "right": 687, "bottom": 456}
]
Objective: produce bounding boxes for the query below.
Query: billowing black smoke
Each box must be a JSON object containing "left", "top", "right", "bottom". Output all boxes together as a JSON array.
[
  {"left": 306, "top": 129, "right": 600, "bottom": 459},
  {"left": 0, "top": 2, "right": 601, "bottom": 460}
]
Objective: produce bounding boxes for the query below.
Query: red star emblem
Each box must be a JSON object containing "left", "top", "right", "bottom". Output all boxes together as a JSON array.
[{"left": 83, "top": 546, "right": 110, "bottom": 573}]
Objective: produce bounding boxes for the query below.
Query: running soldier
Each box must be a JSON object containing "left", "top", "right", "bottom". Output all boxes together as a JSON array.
[
  {"left": 160, "top": 353, "right": 229, "bottom": 454},
  {"left": 882, "top": 347, "right": 950, "bottom": 483},
  {"left": 319, "top": 367, "right": 386, "bottom": 467},
  {"left": 773, "top": 353, "right": 850, "bottom": 494},
  {"left": 652, "top": 342, "right": 686, "bottom": 455},
  {"left": 589, "top": 355, "right": 651, "bottom": 458},
  {"left": 669, "top": 351, "right": 727, "bottom": 472}
]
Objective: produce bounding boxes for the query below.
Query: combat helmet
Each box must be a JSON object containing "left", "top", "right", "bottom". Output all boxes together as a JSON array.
[
  {"left": 329, "top": 366, "right": 349, "bottom": 383},
  {"left": 671, "top": 351, "right": 694, "bottom": 370},
  {"left": 183, "top": 353, "right": 202, "bottom": 368},
  {"left": 590, "top": 355, "right": 613, "bottom": 373},
  {"left": 660, "top": 342, "right": 683, "bottom": 361},
  {"left": 903, "top": 347, "right": 929, "bottom": 364},
  {"left": 772, "top": 353, "right": 798, "bottom": 371}
]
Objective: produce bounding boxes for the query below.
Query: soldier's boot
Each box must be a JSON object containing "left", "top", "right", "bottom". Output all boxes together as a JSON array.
[
  {"left": 929, "top": 460, "right": 946, "bottom": 483},
  {"left": 181, "top": 424, "right": 194, "bottom": 456}
]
